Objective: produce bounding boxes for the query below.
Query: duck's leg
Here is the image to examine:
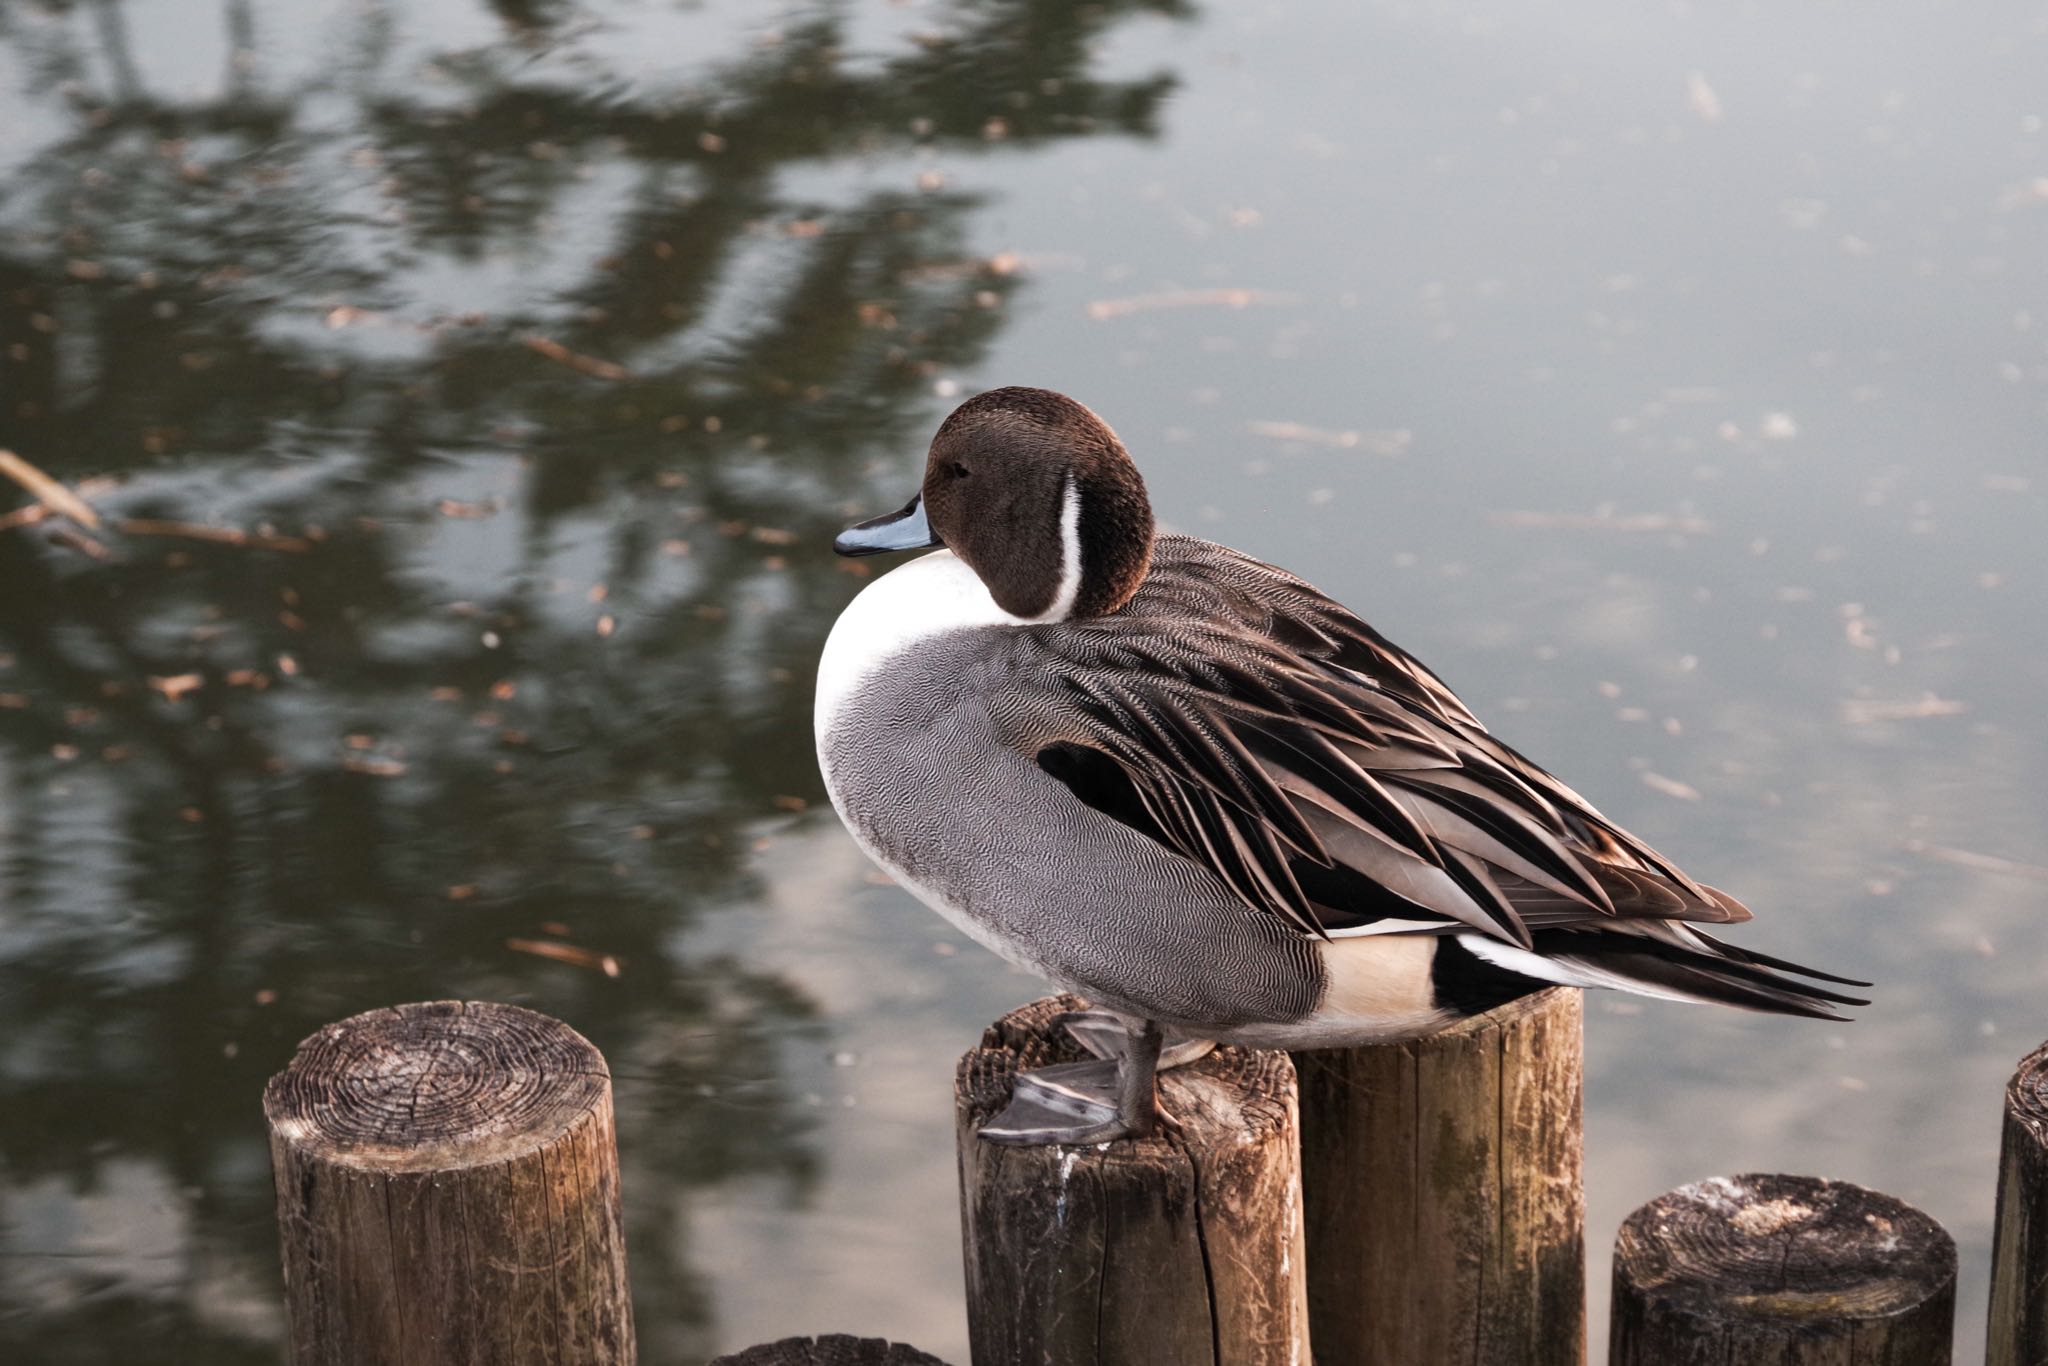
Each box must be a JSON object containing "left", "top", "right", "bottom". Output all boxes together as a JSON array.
[
  {"left": 1054, "top": 1009, "right": 1217, "bottom": 1071},
  {"left": 980, "top": 1017, "right": 1181, "bottom": 1146}
]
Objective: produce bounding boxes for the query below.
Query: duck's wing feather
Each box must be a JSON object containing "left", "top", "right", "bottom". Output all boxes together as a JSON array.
[{"left": 1028, "top": 537, "right": 1770, "bottom": 953}]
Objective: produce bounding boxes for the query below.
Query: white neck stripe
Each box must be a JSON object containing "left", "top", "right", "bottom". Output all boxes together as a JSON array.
[
  {"left": 1017, "top": 473, "right": 1083, "bottom": 624},
  {"left": 815, "top": 477, "right": 1084, "bottom": 749}
]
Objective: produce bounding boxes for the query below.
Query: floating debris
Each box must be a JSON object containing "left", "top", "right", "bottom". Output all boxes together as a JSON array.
[
  {"left": 0, "top": 448, "right": 100, "bottom": 528},
  {"left": 1686, "top": 72, "right": 1724, "bottom": 123},
  {"left": 521, "top": 333, "right": 631, "bottom": 381},
  {"left": 506, "top": 938, "right": 622, "bottom": 976},
  {"left": 1639, "top": 772, "right": 1703, "bottom": 802},
  {"left": 48, "top": 526, "right": 112, "bottom": 559},
  {"left": 1904, "top": 841, "right": 2048, "bottom": 883},
  {"left": 1489, "top": 510, "right": 1714, "bottom": 534},
  {"left": 148, "top": 674, "right": 204, "bottom": 702},
  {"left": 1085, "top": 288, "right": 1294, "bottom": 320},
  {"left": 1246, "top": 421, "right": 1411, "bottom": 456},
  {"left": 119, "top": 518, "right": 311, "bottom": 552},
  {"left": 1841, "top": 694, "right": 1967, "bottom": 724}
]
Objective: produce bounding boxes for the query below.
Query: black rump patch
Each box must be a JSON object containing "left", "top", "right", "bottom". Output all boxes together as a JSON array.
[{"left": 1430, "top": 934, "right": 1546, "bottom": 1016}]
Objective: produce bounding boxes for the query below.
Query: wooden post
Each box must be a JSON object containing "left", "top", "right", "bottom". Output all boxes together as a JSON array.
[
  {"left": 1609, "top": 1173, "right": 1956, "bottom": 1365},
  {"left": 1990, "top": 1041, "right": 2048, "bottom": 1366},
  {"left": 264, "top": 1000, "right": 634, "bottom": 1366},
  {"left": 712, "top": 1343, "right": 950, "bottom": 1359},
  {"left": 954, "top": 995, "right": 1309, "bottom": 1366},
  {"left": 710, "top": 1336, "right": 952, "bottom": 1365},
  {"left": 1292, "top": 986, "right": 1585, "bottom": 1366}
]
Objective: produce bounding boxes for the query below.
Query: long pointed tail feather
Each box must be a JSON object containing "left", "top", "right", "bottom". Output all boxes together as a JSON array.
[
  {"left": 1684, "top": 927, "right": 1874, "bottom": 989},
  {"left": 1456, "top": 929, "right": 1869, "bottom": 1020}
]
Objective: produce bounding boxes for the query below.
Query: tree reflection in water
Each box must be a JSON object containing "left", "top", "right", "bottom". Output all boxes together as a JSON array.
[{"left": 0, "top": 0, "right": 1184, "bottom": 1357}]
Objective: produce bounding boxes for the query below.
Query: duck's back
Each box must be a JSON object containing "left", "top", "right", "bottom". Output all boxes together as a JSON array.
[{"left": 816, "top": 534, "right": 1862, "bottom": 1036}]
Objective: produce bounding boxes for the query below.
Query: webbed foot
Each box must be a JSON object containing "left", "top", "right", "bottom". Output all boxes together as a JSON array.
[
  {"left": 979, "top": 1059, "right": 1125, "bottom": 1144},
  {"left": 981, "top": 1016, "right": 1186, "bottom": 1146}
]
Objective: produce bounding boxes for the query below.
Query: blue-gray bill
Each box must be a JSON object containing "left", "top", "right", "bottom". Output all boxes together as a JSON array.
[{"left": 834, "top": 495, "right": 938, "bottom": 557}]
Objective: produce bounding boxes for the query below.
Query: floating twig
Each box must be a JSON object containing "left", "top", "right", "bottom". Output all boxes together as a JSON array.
[
  {"left": 118, "top": 518, "right": 312, "bottom": 552},
  {"left": 1841, "top": 694, "right": 1968, "bottom": 725},
  {"left": 1247, "top": 421, "right": 1411, "bottom": 456},
  {"left": 1085, "top": 288, "right": 1293, "bottom": 320},
  {"left": 1639, "top": 771, "right": 1702, "bottom": 802},
  {"left": 1904, "top": 841, "right": 2048, "bottom": 883},
  {"left": 0, "top": 449, "right": 100, "bottom": 528},
  {"left": 1490, "top": 510, "right": 1715, "bottom": 535},
  {"left": 46, "top": 526, "right": 113, "bottom": 560},
  {"left": 521, "top": 333, "right": 632, "bottom": 381},
  {"left": 506, "top": 938, "right": 622, "bottom": 977}
]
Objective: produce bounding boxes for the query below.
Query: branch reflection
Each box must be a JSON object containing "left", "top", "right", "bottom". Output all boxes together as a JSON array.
[{"left": 0, "top": 0, "right": 1184, "bottom": 1357}]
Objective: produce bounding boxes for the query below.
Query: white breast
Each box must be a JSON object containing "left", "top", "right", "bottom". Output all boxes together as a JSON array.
[
  {"left": 813, "top": 548, "right": 1069, "bottom": 977},
  {"left": 813, "top": 549, "right": 1026, "bottom": 755}
]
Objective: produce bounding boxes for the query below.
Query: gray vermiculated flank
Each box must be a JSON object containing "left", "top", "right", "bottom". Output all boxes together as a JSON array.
[{"left": 824, "top": 552, "right": 1327, "bottom": 1033}]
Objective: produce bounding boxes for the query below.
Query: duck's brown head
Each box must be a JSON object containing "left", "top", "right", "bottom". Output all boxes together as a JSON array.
[{"left": 833, "top": 387, "right": 1154, "bottom": 620}]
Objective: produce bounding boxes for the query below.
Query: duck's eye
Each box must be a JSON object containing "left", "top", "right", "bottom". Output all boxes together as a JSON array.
[{"left": 951, "top": 462, "right": 971, "bottom": 479}]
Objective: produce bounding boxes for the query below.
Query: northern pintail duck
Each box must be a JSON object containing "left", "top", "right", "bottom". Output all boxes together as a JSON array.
[{"left": 816, "top": 387, "right": 1863, "bottom": 1145}]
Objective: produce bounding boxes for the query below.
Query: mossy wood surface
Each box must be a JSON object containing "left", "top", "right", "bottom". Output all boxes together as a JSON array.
[{"left": 1293, "top": 986, "right": 1586, "bottom": 1366}]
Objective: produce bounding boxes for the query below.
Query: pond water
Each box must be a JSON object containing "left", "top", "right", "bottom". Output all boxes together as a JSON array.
[{"left": 2, "top": 0, "right": 2044, "bottom": 1359}]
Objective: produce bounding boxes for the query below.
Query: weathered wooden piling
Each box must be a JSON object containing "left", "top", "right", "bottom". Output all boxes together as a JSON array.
[
  {"left": 954, "top": 995, "right": 1309, "bottom": 1366},
  {"left": 1990, "top": 1041, "right": 2048, "bottom": 1366},
  {"left": 264, "top": 1000, "right": 634, "bottom": 1366},
  {"left": 710, "top": 1336, "right": 952, "bottom": 1365},
  {"left": 1292, "top": 986, "right": 1585, "bottom": 1366},
  {"left": 1609, "top": 1173, "right": 1955, "bottom": 1365}
]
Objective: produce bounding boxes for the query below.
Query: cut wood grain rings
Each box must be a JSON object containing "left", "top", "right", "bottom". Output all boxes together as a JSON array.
[{"left": 1610, "top": 1172, "right": 1956, "bottom": 1366}]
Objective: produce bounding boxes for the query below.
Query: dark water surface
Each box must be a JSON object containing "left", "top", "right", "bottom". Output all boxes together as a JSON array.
[{"left": 2, "top": 1, "right": 2043, "bottom": 1359}]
